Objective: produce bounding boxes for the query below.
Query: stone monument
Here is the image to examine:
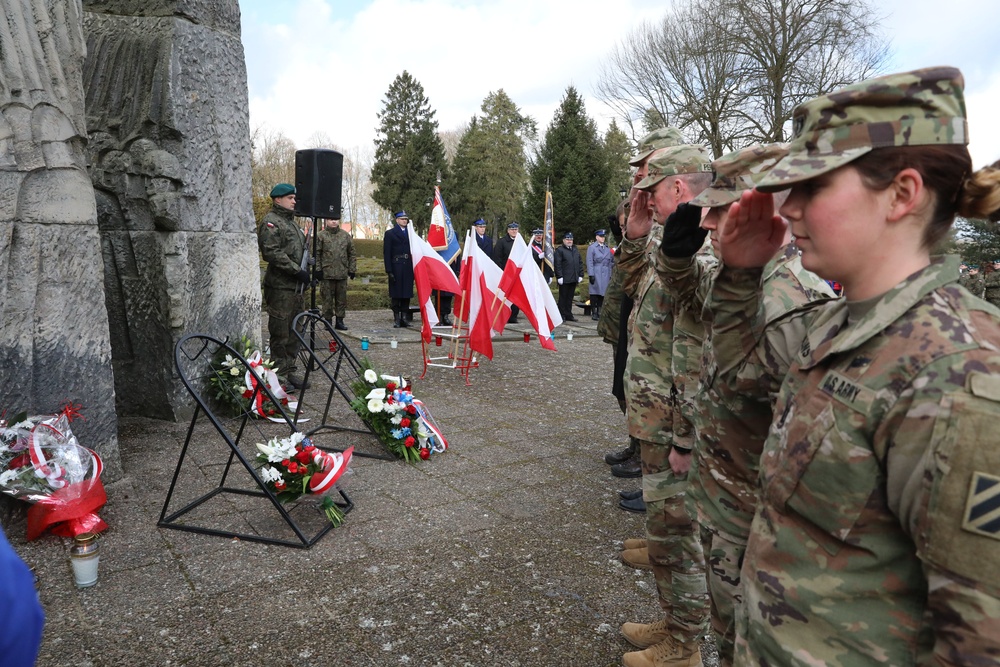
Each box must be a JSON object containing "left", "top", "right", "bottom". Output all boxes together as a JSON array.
[{"left": 83, "top": 0, "right": 261, "bottom": 421}]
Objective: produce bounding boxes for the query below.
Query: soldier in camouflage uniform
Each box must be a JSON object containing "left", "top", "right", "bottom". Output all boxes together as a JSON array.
[
  {"left": 616, "top": 144, "right": 715, "bottom": 667},
  {"left": 983, "top": 261, "right": 1000, "bottom": 307},
  {"left": 315, "top": 218, "right": 356, "bottom": 331},
  {"left": 959, "top": 264, "right": 985, "bottom": 297},
  {"left": 652, "top": 144, "right": 837, "bottom": 666},
  {"left": 710, "top": 67, "right": 1000, "bottom": 665},
  {"left": 258, "top": 183, "right": 309, "bottom": 388},
  {"left": 602, "top": 129, "right": 686, "bottom": 480}
]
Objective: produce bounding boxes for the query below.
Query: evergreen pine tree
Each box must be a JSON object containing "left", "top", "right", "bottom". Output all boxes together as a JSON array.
[
  {"left": 522, "top": 87, "right": 616, "bottom": 241},
  {"left": 370, "top": 71, "right": 448, "bottom": 233},
  {"left": 448, "top": 90, "right": 535, "bottom": 240}
]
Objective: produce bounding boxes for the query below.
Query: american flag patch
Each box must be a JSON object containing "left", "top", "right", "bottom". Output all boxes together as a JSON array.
[{"left": 963, "top": 471, "right": 1000, "bottom": 540}]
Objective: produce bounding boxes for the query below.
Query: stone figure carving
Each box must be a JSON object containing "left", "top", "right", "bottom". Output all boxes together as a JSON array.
[
  {"left": 83, "top": 0, "right": 261, "bottom": 420},
  {"left": 0, "top": 0, "right": 121, "bottom": 479}
]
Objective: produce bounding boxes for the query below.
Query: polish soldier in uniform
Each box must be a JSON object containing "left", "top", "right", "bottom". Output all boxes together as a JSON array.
[
  {"left": 315, "top": 219, "right": 356, "bottom": 331},
  {"left": 258, "top": 183, "right": 309, "bottom": 388}
]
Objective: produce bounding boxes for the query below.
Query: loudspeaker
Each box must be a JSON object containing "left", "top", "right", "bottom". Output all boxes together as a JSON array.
[{"left": 295, "top": 148, "right": 343, "bottom": 218}]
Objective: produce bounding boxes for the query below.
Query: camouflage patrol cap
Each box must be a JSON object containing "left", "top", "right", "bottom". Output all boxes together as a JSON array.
[
  {"left": 634, "top": 144, "right": 713, "bottom": 191},
  {"left": 629, "top": 127, "right": 685, "bottom": 166},
  {"left": 758, "top": 66, "right": 968, "bottom": 191},
  {"left": 691, "top": 143, "right": 789, "bottom": 208}
]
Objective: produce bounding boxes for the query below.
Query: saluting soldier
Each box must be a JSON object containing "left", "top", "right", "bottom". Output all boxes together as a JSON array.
[
  {"left": 258, "top": 183, "right": 308, "bottom": 389},
  {"left": 713, "top": 67, "right": 1000, "bottom": 665}
]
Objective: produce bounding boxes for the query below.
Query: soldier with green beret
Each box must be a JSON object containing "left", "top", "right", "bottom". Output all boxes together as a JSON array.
[
  {"left": 258, "top": 183, "right": 309, "bottom": 388},
  {"left": 651, "top": 143, "right": 836, "bottom": 665},
  {"left": 615, "top": 143, "right": 715, "bottom": 667},
  {"left": 711, "top": 67, "right": 1000, "bottom": 665},
  {"left": 315, "top": 219, "right": 356, "bottom": 330}
]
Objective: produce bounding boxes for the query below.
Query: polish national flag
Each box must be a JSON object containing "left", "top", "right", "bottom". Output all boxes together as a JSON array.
[
  {"left": 497, "top": 235, "right": 562, "bottom": 350},
  {"left": 407, "top": 224, "right": 462, "bottom": 342},
  {"left": 457, "top": 232, "right": 511, "bottom": 359}
]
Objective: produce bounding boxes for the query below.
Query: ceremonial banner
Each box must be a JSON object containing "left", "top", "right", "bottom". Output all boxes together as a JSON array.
[
  {"left": 407, "top": 224, "right": 462, "bottom": 342},
  {"left": 427, "top": 186, "right": 461, "bottom": 265},
  {"left": 543, "top": 190, "right": 555, "bottom": 273}
]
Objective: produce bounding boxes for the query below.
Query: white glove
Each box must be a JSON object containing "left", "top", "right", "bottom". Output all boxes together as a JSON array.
[
  {"left": 537, "top": 251, "right": 544, "bottom": 259},
  {"left": 557, "top": 277, "right": 564, "bottom": 285}
]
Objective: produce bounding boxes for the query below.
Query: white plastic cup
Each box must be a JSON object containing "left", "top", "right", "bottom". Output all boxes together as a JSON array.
[
  {"left": 566, "top": 332, "right": 574, "bottom": 341},
  {"left": 390, "top": 339, "right": 398, "bottom": 349}
]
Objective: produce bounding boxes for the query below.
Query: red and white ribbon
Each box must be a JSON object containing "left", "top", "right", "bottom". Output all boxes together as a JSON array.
[
  {"left": 245, "top": 351, "right": 299, "bottom": 421},
  {"left": 413, "top": 399, "right": 447, "bottom": 452},
  {"left": 308, "top": 446, "right": 353, "bottom": 494}
]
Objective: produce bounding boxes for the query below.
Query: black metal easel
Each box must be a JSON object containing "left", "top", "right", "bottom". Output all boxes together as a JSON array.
[{"left": 159, "top": 334, "right": 353, "bottom": 548}]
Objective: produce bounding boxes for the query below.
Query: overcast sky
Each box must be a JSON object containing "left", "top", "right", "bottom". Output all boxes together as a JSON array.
[{"left": 240, "top": 0, "right": 1000, "bottom": 168}]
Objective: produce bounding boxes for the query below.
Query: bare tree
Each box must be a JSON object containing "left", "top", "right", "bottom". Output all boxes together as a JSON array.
[
  {"left": 250, "top": 124, "right": 297, "bottom": 202},
  {"left": 596, "top": 0, "right": 889, "bottom": 155}
]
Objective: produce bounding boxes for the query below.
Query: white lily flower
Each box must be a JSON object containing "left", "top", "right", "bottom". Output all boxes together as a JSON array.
[
  {"left": 260, "top": 466, "right": 283, "bottom": 483},
  {"left": 0, "top": 470, "right": 17, "bottom": 486},
  {"left": 380, "top": 374, "right": 403, "bottom": 386},
  {"left": 289, "top": 432, "right": 305, "bottom": 446},
  {"left": 256, "top": 437, "right": 297, "bottom": 463},
  {"left": 365, "top": 387, "right": 386, "bottom": 401},
  {"left": 364, "top": 369, "right": 378, "bottom": 383},
  {"left": 367, "top": 398, "right": 384, "bottom": 413}
]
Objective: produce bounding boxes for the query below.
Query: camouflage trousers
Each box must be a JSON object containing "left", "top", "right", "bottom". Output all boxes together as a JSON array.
[
  {"left": 699, "top": 526, "right": 745, "bottom": 667},
  {"left": 641, "top": 439, "right": 709, "bottom": 641},
  {"left": 320, "top": 279, "right": 348, "bottom": 321},
  {"left": 263, "top": 286, "right": 303, "bottom": 378}
]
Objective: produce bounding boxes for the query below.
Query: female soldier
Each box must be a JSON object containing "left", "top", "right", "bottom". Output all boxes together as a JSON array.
[{"left": 710, "top": 67, "right": 1000, "bottom": 665}]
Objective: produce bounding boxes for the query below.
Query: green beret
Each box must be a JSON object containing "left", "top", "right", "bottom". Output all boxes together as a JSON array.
[{"left": 270, "top": 183, "right": 296, "bottom": 198}]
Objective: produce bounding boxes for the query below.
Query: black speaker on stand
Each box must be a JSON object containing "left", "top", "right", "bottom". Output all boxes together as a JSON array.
[
  {"left": 294, "top": 148, "right": 344, "bottom": 313},
  {"left": 295, "top": 148, "right": 344, "bottom": 363}
]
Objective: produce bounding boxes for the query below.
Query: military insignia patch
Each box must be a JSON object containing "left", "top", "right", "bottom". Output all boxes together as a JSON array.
[{"left": 962, "top": 471, "right": 1000, "bottom": 540}]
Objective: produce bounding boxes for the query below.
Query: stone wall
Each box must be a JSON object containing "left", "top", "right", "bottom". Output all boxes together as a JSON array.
[
  {"left": 83, "top": 0, "right": 261, "bottom": 421},
  {"left": 0, "top": 0, "right": 121, "bottom": 479}
]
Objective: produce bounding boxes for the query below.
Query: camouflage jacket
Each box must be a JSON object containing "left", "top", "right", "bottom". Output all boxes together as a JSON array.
[
  {"left": 710, "top": 255, "right": 1000, "bottom": 666},
  {"left": 984, "top": 271, "right": 1000, "bottom": 308},
  {"left": 959, "top": 271, "right": 984, "bottom": 298},
  {"left": 258, "top": 204, "right": 305, "bottom": 290},
  {"left": 657, "top": 245, "right": 836, "bottom": 543},
  {"left": 618, "top": 226, "right": 714, "bottom": 465},
  {"left": 315, "top": 227, "right": 356, "bottom": 279}
]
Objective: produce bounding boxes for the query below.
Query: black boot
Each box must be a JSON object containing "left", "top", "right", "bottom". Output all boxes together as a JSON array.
[
  {"left": 605, "top": 439, "right": 637, "bottom": 465},
  {"left": 335, "top": 317, "right": 348, "bottom": 331},
  {"left": 591, "top": 307, "right": 600, "bottom": 320},
  {"left": 393, "top": 310, "right": 402, "bottom": 328},
  {"left": 611, "top": 457, "right": 642, "bottom": 478}
]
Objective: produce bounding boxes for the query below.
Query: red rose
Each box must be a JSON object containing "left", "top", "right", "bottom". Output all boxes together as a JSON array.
[
  {"left": 8, "top": 453, "right": 29, "bottom": 469},
  {"left": 406, "top": 405, "right": 417, "bottom": 415},
  {"left": 281, "top": 459, "right": 291, "bottom": 468},
  {"left": 386, "top": 382, "right": 396, "bottom": 391},
  {"left": 295, "top": 449, "right": 311, "bottom": 464},
  {"left": 404, "top": 436, "right": 416, "bottom": 448},
  {"left": 419, "top": 448, "right": 430, "bottom": 460},
  {"left": 400, "top": 418, "right": 410, "bottom": 428},
  {"left": 287, "top": 461, "right": 299, "bottom": 474},
  {"left": 281, "top": 397, "right": 289, "bottom": 405},
  {"left": 275, "top": 481, "right": 286, "bottom": 491},
  {"left": 242, "top": 390, "right": 253, "bottom": 399}
]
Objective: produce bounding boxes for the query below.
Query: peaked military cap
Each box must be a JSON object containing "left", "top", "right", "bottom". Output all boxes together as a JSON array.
[
  {"left": 634, "top": 144, "right": 713, "bottom": 191},
  {"left": 630, "top": 127, "right": 686, "bottom": 166},
  {"left": 532, "top": 228, "right": 544, "bottom": 235},
  {"left": 270, "top": 183, "right": 295, "bottom": 198},
  {"left": 563, "top": 232, "right": 574, "bottom": 240},
  {"left": 758, "top": 66, "right": 968, "bottom": 191},
  {"left": 595, "top": 229, "right": 607, "bottom": 236},
  {"left": 473, "top": 218, "right": 486, "bottom": 226},
  {"left": 691, "top": 143, "right": 790, "bottom": 208},
  {"left": 507, "top": 221, "right": 520, "bottom": 229},
  {"left": 394, "top": 210, "right": 410, "bottom": 220}
]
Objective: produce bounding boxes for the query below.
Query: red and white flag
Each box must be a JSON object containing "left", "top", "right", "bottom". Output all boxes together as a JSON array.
[
  {"left": 457, "top": 231, "right": 511, "bottom": 359},
  {"left": 497, "top": 235, "right": 562, "bottom": 350},
  {"left": 407, "top": 223, "right": 461, "bottom": 342}
]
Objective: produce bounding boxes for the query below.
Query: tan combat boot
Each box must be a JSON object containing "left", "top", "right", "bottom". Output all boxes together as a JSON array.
[
  {"left": 623, "top": 538, "right": 647, "bottom": 550},
  {"left": 620, "top": 546, "right": 652, "bottom": 571},
  {"left": 620, "top": 618, "right": 671, "bottom": 649},
  {"left": 622, "top": 635, "right": 703, "bottom": 667}
]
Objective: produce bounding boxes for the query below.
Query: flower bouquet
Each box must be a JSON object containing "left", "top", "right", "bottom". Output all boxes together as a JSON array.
[
  {"left": 349, "top": 360, "right": 448, "bottom": 463},
  {"left": 209, "top": 336, "right": 298, "bottom": 421},
  {"left": 255, "top": 432, "right": 353, "bottom": 526},
  {"left": 0, "top": 405, "right": 107, "bottom": 540}
]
